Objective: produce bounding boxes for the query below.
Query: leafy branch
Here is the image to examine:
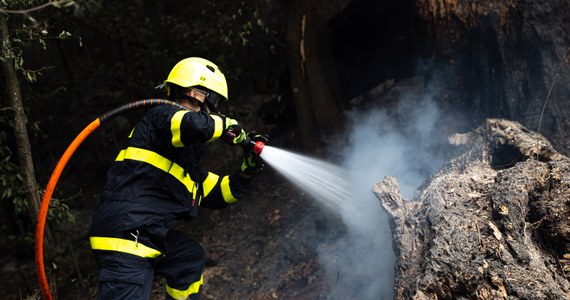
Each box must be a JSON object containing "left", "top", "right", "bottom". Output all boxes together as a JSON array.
[{"left": 0, "top": 0, "right": 75, "bottom": 14}]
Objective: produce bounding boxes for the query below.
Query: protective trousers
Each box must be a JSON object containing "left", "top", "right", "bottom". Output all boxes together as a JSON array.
[{"left": 93, "top": 230, "right": 205, "bottom": 300}]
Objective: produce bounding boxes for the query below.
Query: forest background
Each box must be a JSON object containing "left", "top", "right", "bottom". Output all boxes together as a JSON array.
[{"left": 1, "top": 0, "right": 568, "bottom": 299}]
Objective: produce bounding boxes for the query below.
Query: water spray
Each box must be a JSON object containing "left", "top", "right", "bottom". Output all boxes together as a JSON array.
[
  {"left": 256, "top": 143, "right": 395, "bottom": 299},
  {"left": 258, "top": 146, "right": 358, "bottom": 213},
  {"left": 36, "top": 98, "right": 356, "bottom": 299}
]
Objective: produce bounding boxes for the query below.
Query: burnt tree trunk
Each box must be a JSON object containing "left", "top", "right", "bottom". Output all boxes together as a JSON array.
[
  {"left": 417, "top": 0, "right": 570, "bottom": 155},
  {"left": 284, "top": 0, "right": 347, "bottom": 152},
  {"left": 374, "top": 119, "right": 570, "bottom": 299}
]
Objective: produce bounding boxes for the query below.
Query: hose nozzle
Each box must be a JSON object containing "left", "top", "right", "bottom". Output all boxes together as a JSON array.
[
  {"left": 241, "top": 133, "right": 268, "bottom": 156},
  {"left": 252, "top": 140, "right": 265, "bottom": 156}
]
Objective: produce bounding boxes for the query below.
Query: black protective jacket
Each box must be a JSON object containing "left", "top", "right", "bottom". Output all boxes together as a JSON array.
[{"left": 89, "top": 105, "right": 249, "bottom": 245}]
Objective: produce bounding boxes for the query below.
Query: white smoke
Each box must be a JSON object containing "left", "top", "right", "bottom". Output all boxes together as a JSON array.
[
  {"left": 260, "top": 91, "right": 450, "bottom": 298},
  {"left": 318, "top": 94, "right": 449, "bottom": 299}
]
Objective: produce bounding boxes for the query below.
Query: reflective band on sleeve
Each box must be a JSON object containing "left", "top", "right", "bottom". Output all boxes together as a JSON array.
[
  {"left": 207, "top": 114, "right": 224, "bottom": 143},
  {"left": 115, "top": 147, "right": 195, "bottom": 193},
  {"left": 89, "top": 236, "right": 162, "bottom": 258},
  {"left": 220, "top": 175, "right": 237, "bottom": 204},
  {"left": 166, "top": 275, "right": 203, "bottom": 300},
  {"left": 202, "top": 172, "right": 220, "bottom": 197},
  {"left": 171, "top": 110, "right": 188, "bottom": 147}
]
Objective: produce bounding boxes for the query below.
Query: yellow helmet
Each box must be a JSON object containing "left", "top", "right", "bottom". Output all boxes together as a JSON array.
[{"left": 164, "top": 57, "right": 228, "bottom": 102}]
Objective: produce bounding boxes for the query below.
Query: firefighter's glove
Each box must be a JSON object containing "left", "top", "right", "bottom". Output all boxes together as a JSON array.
[
  {"left": 243, "top": 131, "right": 270, "bottom": 153},
  {"left": 220, "top": 116, "right": 247, "bottom": 146},
  {"left": 240, "top": 151, "right": 264, "bottom": 176},
  {"left": 248, "top": 131, "right": 269, "bottom": 144}
]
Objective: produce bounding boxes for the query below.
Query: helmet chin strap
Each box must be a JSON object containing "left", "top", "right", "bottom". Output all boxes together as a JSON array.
[
  {"left": 204, "top": 93, "right": 221, "bottom": 113},
  {"left": 200, "top": 101, "right": 209, "bottom": 112},
  {"left": 205, "top": 100, "right": 218, "bottom": 113}
]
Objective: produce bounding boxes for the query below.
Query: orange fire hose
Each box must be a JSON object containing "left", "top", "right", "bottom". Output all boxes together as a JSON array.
[{"left": 35, "top": 99, "right": 182, "bottom": 300}]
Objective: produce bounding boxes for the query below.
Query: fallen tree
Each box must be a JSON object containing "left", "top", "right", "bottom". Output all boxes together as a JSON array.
[{"left": 374, "top": 118, "right": 570, "bottom": 299}]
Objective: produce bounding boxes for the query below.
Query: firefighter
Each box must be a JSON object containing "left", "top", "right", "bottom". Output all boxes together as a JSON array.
[{"left": 88, "top": 57, "right": 266, "bottom": 299}]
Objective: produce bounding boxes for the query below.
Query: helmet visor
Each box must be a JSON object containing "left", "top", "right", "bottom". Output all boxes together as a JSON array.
[{"left": 186, "top": 87, "right": 209, "bottom": 102}]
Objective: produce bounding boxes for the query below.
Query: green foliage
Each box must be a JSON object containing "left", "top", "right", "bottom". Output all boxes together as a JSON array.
[
  {"left": 71, "top": 0, "right": 280, "bottom": 99},
  {"left": 0, "top": 129, "right": 32, "bottom": 250},
  {"left": 1, "top": 0, "right": 286, "bottom": 246},
  {"left": 46, "top": 196, "right": 76, "bottom": 225},
  {"left": 0, "top": 0, "right": 78, "bottom": 238},
  {"left": 0, "top": 132, "right": 27, "bottom": 215},
  {"left": 1, "top": 0, "right": 81, "bottom": 82},
  {"left": 0, "top": 125, "right": 75, "bottom": 242}
]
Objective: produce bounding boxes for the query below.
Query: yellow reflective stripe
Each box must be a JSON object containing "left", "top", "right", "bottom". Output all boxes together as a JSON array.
[
  {"left": 116, "top": 149, "right": 126, "bottom": 161},
  {"left": 220, "top": 175, "right": 237, "bottom": 204},
  {"left": 208, "top": 114, "right": 224, "bottom": 143},
  {"left": 202, "top": 172, "right": 219, "bottom": 197},
  {"left": 115, "top": 147, "right": 195, "bottom": 193},
  {"left": 89, "top": 236, "right": 162, "bottom": 258},
  {"left": 166, "top": 275, "right": 203, "bottom": 300},
  {"left": 128, "top": 128, "right": 135, "bottom": 138},
  {"left": 116, "top": 147, "right": 172, "bottom": 172},
  {"left": 171, "top": 110, "right": 187, "bottom": 147},
  {"left": 168, "top": 162, "right": 195, "bottom": 192}
]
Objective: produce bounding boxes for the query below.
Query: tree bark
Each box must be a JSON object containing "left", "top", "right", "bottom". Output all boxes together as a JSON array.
[
  {"left": 417, "top": 0, "right": 570, "bottom": 155},
  {"left": 0, "top": 14, "right": 41, "bottom": 226},
  {"left": 284, "top": 0, "right": 346, "bottom": 152},
  {"left": 374, "top": 119, "right": 570, "bottom": 299},
  {"left": 0, "top": 13, "right": 57, "bottom": 296}
]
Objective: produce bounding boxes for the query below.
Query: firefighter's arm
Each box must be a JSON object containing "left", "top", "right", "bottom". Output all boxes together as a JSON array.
[
  {"left": 210, "top": 113, "right": 247, "bottom": 145},
  {"left": 199, "top": 171, "right": 252, "bottom": 209},
  {"left": 200, "top": 148, "right": 264, "bottom": 209},
  {"left": 168, "top": 110, "right": 246, "bottom": 147},
  {"left": 168, "top": 110, "right": 220, "bottom": 146}
]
